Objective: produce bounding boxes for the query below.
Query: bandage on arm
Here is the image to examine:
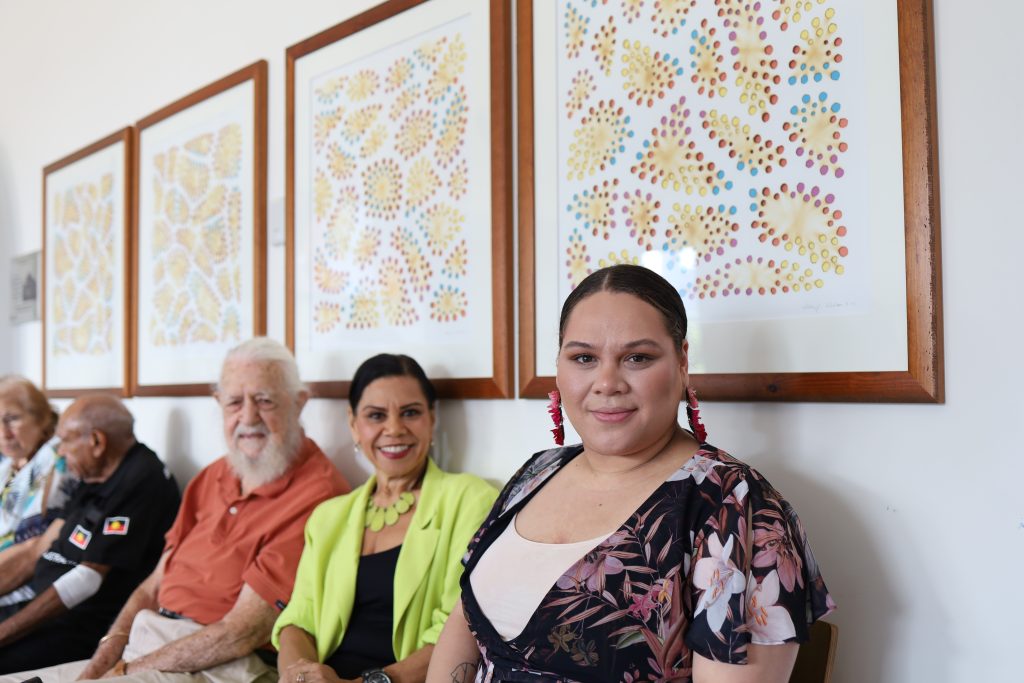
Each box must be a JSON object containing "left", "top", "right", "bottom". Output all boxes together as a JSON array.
[{"left": 52, "top": 564, "right": 103, "bottom": 609}]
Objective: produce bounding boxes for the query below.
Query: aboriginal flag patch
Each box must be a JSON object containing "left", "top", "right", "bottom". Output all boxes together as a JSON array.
[
  {"left": 103, "top": 517, "right": 130, "bottom": 536},
  {"left": 69, "top": 524, "right": 92, "bottom": 550}
]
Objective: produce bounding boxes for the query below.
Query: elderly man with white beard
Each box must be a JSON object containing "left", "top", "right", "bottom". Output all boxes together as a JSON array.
[{"left": 0, "top": 338, "right": 350, "bottom": 683}]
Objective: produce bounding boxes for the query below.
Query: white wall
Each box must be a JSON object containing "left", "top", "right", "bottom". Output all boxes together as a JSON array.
[{"left": 1, "top": 1, "right": 1022, "bottom": 681}]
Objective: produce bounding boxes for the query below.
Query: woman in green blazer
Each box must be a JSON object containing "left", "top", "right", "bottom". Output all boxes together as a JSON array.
[{"left": 273, "top": 354, "right": 497, "bottom": 683}]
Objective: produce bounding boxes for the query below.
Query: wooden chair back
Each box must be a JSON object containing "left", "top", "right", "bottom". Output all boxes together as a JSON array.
[{"left": 789, "top": 620, "right": 838, "bottom": 683}]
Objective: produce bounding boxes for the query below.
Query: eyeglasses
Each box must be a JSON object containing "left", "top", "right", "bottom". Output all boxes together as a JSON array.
[{"left": 1, "top": 413, "right": 24, "bottom": 430}]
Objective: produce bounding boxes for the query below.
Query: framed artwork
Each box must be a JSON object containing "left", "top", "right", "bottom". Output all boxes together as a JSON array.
[
  {"left": 42, "top": 129, "right": 132, "bottom": 396},
  {"left": 133, "top": 61, "right": 267, "bottom": 396},
  {"left": 518, "top": 0, "right": 943, "bottom": 402},
  {"left": 11, "top": 252, "right": 41, "bottom": 326},
  {"left": 286, "top": 0, "right": 513, "bottom": 398}
]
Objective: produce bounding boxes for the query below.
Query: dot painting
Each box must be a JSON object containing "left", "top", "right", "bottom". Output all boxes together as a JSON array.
[
  {"left": 147, "top": 124, "right": 244, "bottom": 347},
  {"left": 783, "top": 91, "right": 847, "bottom": 177},
  {"left": 556, "top": 0, "right": 862, "bottom": 319},
  {"left": 621, "top": 189, "right": 662, "bottom": 250},
  {"left": 50, "top": 175, "right": 117, "bottom": 357},
  {"left": 598, "top": 249, "right": 641, "bottom": 267},
  {"left": 568, "top": 99, "right": 633, "bottom": 180},
  {"left": 592, "top": 17, "right": 619, "bottom": 76},
  {"left": 566, "top": 70, "right": 597, "bottom": 119},
  {"left": 620, "top": 40, "right": 684, "bottom": 107},
  {"left": 689, "top": 20, "right": 728, "bottom": 98}
]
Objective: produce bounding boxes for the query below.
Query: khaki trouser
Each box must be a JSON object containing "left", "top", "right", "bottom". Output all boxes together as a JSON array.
[{"left": 0, "top": 610, "right": 276, "bottom": 683}]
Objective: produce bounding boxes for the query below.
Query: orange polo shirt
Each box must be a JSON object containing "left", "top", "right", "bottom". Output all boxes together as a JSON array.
[{"left": 157, "top": 436, "right": 349, "bottom": 625}]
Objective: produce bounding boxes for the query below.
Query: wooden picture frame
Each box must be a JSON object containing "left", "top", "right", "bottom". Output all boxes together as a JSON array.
[
  {"left": 286, "top": 0, "right": 513, "bottom": 399},
  {"left": 132, "top": 61, "right": 268, "bottom": 396},
  {"left": 517, "top": 0, "right": 943, "bottom": 403},
  {"left": 42, "top": 128, "right": 133, "bottom": 397}
]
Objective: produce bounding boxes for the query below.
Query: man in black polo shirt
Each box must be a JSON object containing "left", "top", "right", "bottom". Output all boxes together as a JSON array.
[{"left": 0, "top": 394, "right": 180, "bottom": 673}]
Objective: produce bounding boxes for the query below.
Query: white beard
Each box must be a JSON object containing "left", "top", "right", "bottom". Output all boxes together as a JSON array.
[{"left": 226, "top": 423, "right": 302, "bottom": 489}]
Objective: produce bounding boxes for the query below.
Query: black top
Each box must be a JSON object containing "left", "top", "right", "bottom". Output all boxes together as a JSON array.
[
  {"left": 30, "top": 442, "right": 180, "bottom": 639},
  {"left": 324, "top": 545, "right": 401, "bottom": 679}
]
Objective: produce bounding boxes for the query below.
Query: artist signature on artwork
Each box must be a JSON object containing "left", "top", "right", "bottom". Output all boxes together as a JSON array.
[{"left": 801, "top": 301, "right": 856, "bottom": 314}]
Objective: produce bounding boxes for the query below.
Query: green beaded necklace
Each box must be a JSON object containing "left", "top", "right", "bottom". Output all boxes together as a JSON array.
[{"left": 365, "top": 491, "right": 416, "bottom": 532}]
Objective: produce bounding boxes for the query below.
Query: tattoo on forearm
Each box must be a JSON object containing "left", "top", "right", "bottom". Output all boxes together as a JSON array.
[{"left": 450, "top": 661, "right": 478, "bottom": 683}]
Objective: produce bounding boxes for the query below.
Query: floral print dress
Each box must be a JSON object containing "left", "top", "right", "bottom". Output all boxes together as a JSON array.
[
  {"left": 460, "top": 442, "right": 835, "bottom": 683},
  {"left": 0, "top": 442, "right": 76, "bottom": 551}
]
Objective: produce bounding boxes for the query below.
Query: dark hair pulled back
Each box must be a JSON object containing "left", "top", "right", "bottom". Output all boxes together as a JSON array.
[
  {"left": 348, "top": 354, "right": 438, "bottom": 410},
  {"left": 558, "top": 265, "right": 688, "bottom": 350}
]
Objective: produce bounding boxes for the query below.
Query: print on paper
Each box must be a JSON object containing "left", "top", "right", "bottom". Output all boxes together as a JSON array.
[
  {"left": 306, "top": 16, "right": 477, "bottom": 343},
  {"left": 147, "top": 124, "right": 245, "bottom": 347},
  {"left": 556, "top": 0, "right": 864, "bottom": 322},
  {"left": 49, "top": 178, "right": 116, "bottom": 350}
]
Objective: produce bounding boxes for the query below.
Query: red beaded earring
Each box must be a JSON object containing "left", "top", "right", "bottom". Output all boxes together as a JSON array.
[
  {"left": 686, "top": 387, "right": 707, "bottom": 444},
  {"left": 547, "top": 390, "right": 565, "bottom": 446}
]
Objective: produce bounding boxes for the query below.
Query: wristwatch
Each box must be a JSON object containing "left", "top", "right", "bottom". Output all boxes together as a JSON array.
[{"left": 361, "top": 668, "right": 392, "bottom": 683}]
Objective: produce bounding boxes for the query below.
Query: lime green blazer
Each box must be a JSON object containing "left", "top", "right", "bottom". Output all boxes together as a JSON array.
[{"left": 272, "top": 459, "right": 497, "bottom": 662}]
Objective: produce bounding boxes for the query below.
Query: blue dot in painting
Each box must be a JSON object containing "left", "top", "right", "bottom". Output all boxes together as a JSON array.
[
  {"left": 790, "top": 105, "right": 799, "bottom": 114},
  {"left": 818, "top": 92, "right": 828, "bottom": 102},
  {"left": 725, "top": 180, "right": 734, "bottom": 190},
  {"left": 814, "top": 73, "right": 823, "bottom": 82},
  {"left": 717, "top": 170, "right": 725, "bottom": 179},
  {"left": 831, "top": 71, "right": 841, "bottom": 81},
  {"left": 728, "top": 206, "right": 737, "bottom": 215},
  {"left": 788, "top": 76, "right": 798, "bottom": 85},
  {"left": 712, "top": 186, "right": 720, "bottom": 195},
  {"left": 738, "top": 161, "right": 746, "bottom": 170},
  {"left": 749, "top": 188, "right": 757, "bottom": 197},
  {"left": 751, "top": 168, "right": 759, "bottom": 177},
  {"left": 831, "top": 103, "right": 841, "bottom": 113},
  {"left": 610, "top": 158, "right": 617, "bottom": 165},
  {"left": 801, "top": 75, "right": 809, "bottom": 84},
  {"left": 802, "top": 94, "right": 811, "bottom": 103}
]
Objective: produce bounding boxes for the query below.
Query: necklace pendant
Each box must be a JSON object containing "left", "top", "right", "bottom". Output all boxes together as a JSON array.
[{"left": 364, "top": 490, "right": 416, "bottom": 531}]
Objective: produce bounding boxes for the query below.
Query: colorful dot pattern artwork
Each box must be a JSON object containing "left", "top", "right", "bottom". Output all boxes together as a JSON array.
[
  {"left": 306, "top": 19, "right": 477, "bottom": 339},
  {"left": 568, "top": 99, "right": 633, "bottom": 180},
  {"left": 593, "top": 17, "right": 619, "bottom": 76},
  {"left": 50, "top": 174, "right": 117, "bottom": 357},
  {"left": 147, "top": 124, "right": 244, "bottom": 347},
  {"left": 689, "top": 19, "right": 728, "bottom": 98},
  {"left": 556, "top": 0, "right": 862, "bottom": 322}
]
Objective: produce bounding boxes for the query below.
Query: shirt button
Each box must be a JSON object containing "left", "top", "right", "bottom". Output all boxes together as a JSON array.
[{"left": 228, "top": 506, "right": 238, "bottom": 515}]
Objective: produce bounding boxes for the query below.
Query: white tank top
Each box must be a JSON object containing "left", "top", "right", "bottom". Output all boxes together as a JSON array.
[{"left": 470, "top": 514, "right": 612, "bottom": 641}]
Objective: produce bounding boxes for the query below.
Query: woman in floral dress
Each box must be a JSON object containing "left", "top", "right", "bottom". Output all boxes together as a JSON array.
[
  {"left": 427, "top": 265, "right": 834, "bottom": 683},
  {"left": 0, "top": 376, "right": 74, "bottom": 553}
]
